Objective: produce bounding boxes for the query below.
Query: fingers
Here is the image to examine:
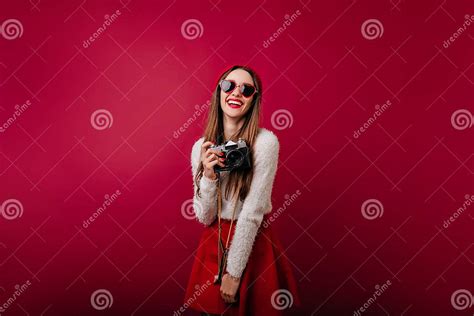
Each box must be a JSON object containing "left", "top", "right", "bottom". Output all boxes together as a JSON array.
[
  {"left": 206, "top": 152, "right": 225, "bottom": 163},
  {"left": 219, "top": 274, "right": 239, "bottom": 304},
  {"left": 201, "top": 141, "right": 221, "bottom": 157},
  {"left": 204, "top": 159, "right": 224, "bottom": 171},
  {"left": 201, "top": 141, "right": 217, "bottom": 156},
  {"left": 203, "top": 160, "right": 225, "bottom": 172},
  {"left": 205, "top": 148, "right": 223, "bottom": 158},
  {"left": 224, "top": 296, "right": 236, "bottom": 303},
  {"left": 220, "top": 291, "right": 236, "bottom": 304},
  {"left": 201, "top": 141, "right": 226, "bottom": 172},
  {"left": 222, "top": 297, "right": 235, "bottom": 304},
  {"left": 203, "top": 151, "right": 225, "bottom": 169},
  {"left": 201, "top": 140, "right": 214, "bottom": 150}
]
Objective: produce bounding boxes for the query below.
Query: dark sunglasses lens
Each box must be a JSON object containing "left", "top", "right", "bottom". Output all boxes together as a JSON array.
[
  {"left": 241, "top": 84, "right": 255, "bottom": 97},
  {"left": 220, "top": 80, "right": 234, "bottom": 93}
]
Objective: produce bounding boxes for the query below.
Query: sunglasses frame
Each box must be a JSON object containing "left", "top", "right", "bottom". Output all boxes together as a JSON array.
[{"left": 219, "top": 79, "right": 258, "bottom": 98}]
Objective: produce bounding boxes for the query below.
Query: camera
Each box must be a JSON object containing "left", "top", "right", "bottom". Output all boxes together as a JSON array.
[{"left": 210, "top": 138, "right": 251, "bottom": 172}]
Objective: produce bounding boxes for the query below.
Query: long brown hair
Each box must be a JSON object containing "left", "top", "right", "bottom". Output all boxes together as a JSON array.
[{"left": 194, "top": 65, "right": 263, "bottom": 203}]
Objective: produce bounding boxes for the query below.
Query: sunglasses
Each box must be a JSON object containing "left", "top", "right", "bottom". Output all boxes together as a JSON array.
[{"left": 219, "top": 79, "right": 258, "bottom": 98}]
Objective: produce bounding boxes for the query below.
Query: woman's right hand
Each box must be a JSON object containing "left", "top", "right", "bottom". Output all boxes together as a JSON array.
[{"left": 201, "top": 141, "right": 226, "bottom": 180}]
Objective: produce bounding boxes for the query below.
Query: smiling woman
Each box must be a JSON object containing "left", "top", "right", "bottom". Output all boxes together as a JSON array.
[{"left": 183, "top": 65, "right": 301, "bottom": 316}]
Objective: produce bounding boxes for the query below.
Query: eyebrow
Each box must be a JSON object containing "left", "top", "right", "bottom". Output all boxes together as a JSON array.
[{"left": 225, "top": 79, "right": 254, "bottom": 85}]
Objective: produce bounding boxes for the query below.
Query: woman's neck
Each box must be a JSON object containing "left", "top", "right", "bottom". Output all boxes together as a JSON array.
[{"left": 223, "top": 115, "right": 245, "bottom": 141}]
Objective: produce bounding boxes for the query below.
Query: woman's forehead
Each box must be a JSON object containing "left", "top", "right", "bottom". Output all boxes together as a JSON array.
[{"left": 225, "top": 69, "right": 254, "bottom": 84}]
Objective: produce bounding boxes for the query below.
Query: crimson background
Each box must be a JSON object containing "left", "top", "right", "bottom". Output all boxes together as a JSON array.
[{"left": 0, "top": 0, "right": 473, "bottom": 315}]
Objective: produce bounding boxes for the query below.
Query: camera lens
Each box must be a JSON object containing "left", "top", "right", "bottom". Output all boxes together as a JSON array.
[{"left": 226, "top": 150, "right": 243, "bottom": 168}]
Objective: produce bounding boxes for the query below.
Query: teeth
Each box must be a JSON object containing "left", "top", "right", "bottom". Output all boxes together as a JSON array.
[{"left": 228, "top": 100, "right": 242, "bottom": 106}]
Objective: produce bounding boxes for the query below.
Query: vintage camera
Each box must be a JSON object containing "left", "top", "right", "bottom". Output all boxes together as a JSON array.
[{"left": 210, "top": 138, "right": 251, "bottom": 172}]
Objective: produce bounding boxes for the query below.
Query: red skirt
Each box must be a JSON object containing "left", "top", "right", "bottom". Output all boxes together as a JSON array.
[{"left": 183, "top": 214, "right": 301, "bottom": 315}]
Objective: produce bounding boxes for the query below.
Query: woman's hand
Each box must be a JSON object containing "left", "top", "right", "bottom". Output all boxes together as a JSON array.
[
  {"left": 220, "top": 273, "right": 240, "bottom": 304},
  {"left": 201, "top": 141, "right": 226, "bottom": 180}
]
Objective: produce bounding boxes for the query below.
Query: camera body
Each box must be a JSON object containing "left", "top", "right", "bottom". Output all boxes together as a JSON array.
[{"left": 210, "top": 138, "right": 251, "bottom": 172}]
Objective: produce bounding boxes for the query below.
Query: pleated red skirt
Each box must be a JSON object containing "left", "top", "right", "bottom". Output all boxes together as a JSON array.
[{"left": 183, "top": 214, "right": 301, "bottom": 315}]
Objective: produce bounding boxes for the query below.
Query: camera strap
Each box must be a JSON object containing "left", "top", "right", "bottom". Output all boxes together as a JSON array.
[{"left": 213, "top": 171, "right": 239, "bottom": 285}]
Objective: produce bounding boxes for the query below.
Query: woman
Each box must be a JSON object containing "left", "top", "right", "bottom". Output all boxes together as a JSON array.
[{"left": 184, "top": 65, "right": 301, "bottom": 315}]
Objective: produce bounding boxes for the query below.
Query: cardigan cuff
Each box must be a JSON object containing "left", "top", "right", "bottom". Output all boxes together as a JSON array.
[
  {"left": 225, "top": 270, "right": 241, "bottom": 281},
  {"left": 225, "top": 259, "right": 245, "bottom": 279},
  {"left": 200, "top": 174, "right": 218, "bottom": 192}
]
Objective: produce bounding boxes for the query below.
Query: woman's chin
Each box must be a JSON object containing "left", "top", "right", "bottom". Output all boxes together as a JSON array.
[{"left": 223, "top": 109, "right": 244, "bottom": 118}]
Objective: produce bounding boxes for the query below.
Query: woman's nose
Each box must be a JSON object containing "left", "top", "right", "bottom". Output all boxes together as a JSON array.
[{"left": 231, "top": 86, "right": 242, "bottom": 97}]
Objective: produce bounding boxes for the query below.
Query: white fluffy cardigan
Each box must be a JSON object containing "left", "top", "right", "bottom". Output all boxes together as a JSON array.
[{"left": 190, "top": 127, "right": 279, "bottom": 278}]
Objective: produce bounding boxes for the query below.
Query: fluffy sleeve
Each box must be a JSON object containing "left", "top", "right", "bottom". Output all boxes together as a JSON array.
[
  {"left": 191, "top": 137, "right": 218, "bottom": 226},
  {"left": 225, "top": 131, "right": 280, "bottom": 278}
]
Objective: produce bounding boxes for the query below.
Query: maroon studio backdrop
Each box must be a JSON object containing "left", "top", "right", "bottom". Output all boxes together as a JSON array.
[{"left": 1, "top": 0, "right": 473, "bottom": 315}]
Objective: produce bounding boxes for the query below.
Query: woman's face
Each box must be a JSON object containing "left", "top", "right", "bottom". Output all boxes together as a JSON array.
[{"left": 219, "top": 69, "right": 255, "bottom": 119}]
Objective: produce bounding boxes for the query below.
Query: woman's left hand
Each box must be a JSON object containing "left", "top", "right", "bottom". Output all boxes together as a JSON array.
[{"left": 220, "top": 273, "right": 240, "bottom": 303}]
